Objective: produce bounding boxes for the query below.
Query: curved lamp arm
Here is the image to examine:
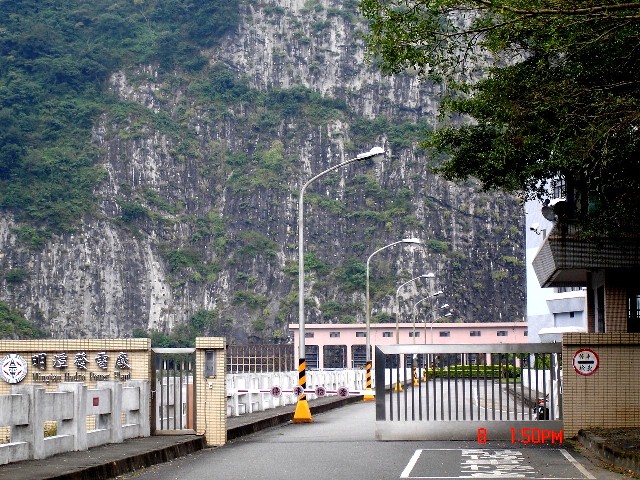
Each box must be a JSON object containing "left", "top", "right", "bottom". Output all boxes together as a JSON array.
[{"left": 298, "top": 147, "right": 384, "bottom": 359}]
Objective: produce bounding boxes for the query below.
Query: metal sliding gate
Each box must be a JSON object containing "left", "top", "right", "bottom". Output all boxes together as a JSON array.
[
  {"left": 375, "top": 343, "right": 563, "bottom": 441},
  {"left": 151, "top": 348, "right": 196, "bottom": 434}
]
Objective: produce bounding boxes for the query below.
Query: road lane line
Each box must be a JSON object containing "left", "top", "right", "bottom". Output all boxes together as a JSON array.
[
  {"left": 401, "top": 449, "right": 422, "bottom": 478},
  {"left": 559, "top": 449, "right": 596, "bottom": 479}
]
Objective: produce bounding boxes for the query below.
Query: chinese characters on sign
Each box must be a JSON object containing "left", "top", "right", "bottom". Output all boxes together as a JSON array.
[
  {"left": 572, "top": 348, "right": 599, "bottom": 376},
  {"left": 0, "top": 350, "right": 133, "bottom": 384},
  {"left": 95, "top": 352, "right": 109, "bottom": 370},
  {"left": 32, "top": 353, "right": 47, "bottom": 370},
  {"left": 53, "top": 353, "right": 68, "bottom": 369},
  {"left": 115, "top": 352, "right": 131, "bottom": 369},
  {"left": 75, "top": 352, "right": 89, "bottom": 370}
]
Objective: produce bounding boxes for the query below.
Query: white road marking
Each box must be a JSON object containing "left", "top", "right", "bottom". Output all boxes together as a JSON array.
[
  {"left": 559, "top": 449, "right": 596, "bottom": 480},
  {"left": 401, "top": 449, "right": 423, "bottom": 478},
  {"left": 400, "top": 448, "right": 597, "bottom": 479}
]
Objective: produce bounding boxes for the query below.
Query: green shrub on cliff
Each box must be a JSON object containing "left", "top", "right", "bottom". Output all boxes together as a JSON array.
[{"left": 0, "top": 301, "right": 46, "bottom": 339}]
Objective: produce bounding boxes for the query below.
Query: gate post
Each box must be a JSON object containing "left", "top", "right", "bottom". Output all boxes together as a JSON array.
[{"left": 195, "top": 337, "right": 226, "bottom": 446}]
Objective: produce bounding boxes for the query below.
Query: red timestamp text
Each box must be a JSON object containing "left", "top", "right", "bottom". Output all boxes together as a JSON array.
[{"left": 477, "top": 427, "right": 563, "bottom": 445}]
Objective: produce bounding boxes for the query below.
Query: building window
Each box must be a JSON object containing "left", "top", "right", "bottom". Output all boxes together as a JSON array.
[
  {"left": 351, "top": 345, "right": 369, "bottom": 368},
  {"left": 409, "top": 331, "right": 421, "bottom": 337},
  {"left": 355, "top": 332, "right": 366, "bottom": 337},
  {"left": 323, "top": 345, "right": 346, "bottom": 369},
  {"left": 569, "top": 311, "right": 575, "bottom": 318},
  {"left": 382, "top": 332, "right": 393, "bottom": 338},
  {"left": 497, "top": 330, "right": 508, "bottom": 337},
  {"left": 524, "top": 330, "right": 528, "bottom": 336},
  {"left": 470, "top": 331, "right": 481, "bottom": 337},
  {"left": 305, "top": 345, "right": 319, "bottom": 369},
  {"left": 439, "top": 331, "right": 450, "bottom": 337},
  {"left": 305, "top": 332, "right": 314, "bottom": 338},
  {"left": 329, "top": 332, "right": 340, "bottom": 338}
]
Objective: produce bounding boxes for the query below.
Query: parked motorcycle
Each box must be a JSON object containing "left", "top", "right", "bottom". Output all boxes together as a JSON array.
[{"left": 533, "top": 395, "right": 550, "bottom": 420}]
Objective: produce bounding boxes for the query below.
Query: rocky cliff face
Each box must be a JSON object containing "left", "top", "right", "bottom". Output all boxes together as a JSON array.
[{"left": 0, "top": 0, "right": 525, "bottom": 342}]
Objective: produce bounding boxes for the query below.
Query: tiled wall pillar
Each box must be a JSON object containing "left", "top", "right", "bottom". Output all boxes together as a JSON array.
[
  {"left": 194, "top": 337, "right": 226, "bottom": 446},
  {"left": 562, "top": 333, "right": 640, "bottom": 437}
]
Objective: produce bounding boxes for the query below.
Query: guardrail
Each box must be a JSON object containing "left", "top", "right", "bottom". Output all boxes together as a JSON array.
[
  {"left": 0, "top": 380, "right": 149, "bottom": 465},
  {"left": 226, "top": 369, "right": 367, "bottom": 416}
]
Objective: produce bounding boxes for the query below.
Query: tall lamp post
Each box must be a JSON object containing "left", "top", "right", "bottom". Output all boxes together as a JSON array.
[
  {"left": 390, "top": 272, "right": 433, "bottom": 392},
  {"left": 294, "top": 146, "right": 384, "bottom": 423},
  {"left": 364, "top": 237, "right": 422, "bottom": 400},
  {"left": 412, "top": 292, "right": 443, "bottom": 343},
  {"left": 395, "top": 273, "right": 434, "bottom": 344}
]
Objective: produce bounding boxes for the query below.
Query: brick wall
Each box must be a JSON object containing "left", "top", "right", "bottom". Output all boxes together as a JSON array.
[{"left": 562, "top": 333, "right": 640, "bottom": 437}]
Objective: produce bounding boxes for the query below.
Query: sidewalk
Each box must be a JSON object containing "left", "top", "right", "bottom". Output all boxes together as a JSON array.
[{"left": 0, "top": 395, "right": 362, "bottom": 480}]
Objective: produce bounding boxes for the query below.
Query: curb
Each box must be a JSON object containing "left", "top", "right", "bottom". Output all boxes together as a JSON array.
[
  {"left": 37, "top": 436, "right": 207, "bottom": 480},
  {"left": 578, "top": 430, "right": 640, "bottom": 476}
]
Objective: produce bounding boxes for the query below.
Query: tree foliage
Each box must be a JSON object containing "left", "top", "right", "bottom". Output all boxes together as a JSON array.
[{"left": 360, "top": 0, "right": 640, "bottom": 234}]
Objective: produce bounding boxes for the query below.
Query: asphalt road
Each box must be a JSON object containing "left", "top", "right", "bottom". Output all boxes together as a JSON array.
[{"left": 117, "top": 401, "right": 630, "bottom": 480}]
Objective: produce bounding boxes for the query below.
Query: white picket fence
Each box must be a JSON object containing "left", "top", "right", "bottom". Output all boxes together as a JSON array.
[{"left": 226, "top": 369, "right": 367, "bottom": 416}]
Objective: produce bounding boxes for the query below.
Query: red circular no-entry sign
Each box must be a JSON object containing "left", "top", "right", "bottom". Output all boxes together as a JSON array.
[{"left": 572, "top": 348, "right": 599, "bottom": 376}]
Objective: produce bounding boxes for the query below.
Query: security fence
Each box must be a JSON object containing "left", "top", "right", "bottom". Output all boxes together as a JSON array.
[{"left": 375, "top": 343, "right": 563, "bottom": 441}]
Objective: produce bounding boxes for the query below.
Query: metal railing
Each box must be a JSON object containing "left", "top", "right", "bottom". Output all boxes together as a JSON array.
[
  {"left": 374, "top": 343, "right": 563, "bottom": 440},
  {"left": 226, "top": 344, "right": 294, "bottom": 373},
  {"left": 152, "top": 348, "right": 195, "bottom": 433}
]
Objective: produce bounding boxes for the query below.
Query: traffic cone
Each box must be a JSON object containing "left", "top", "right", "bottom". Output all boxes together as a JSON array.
[
  {"left": 293, "top": 360, "right": 313, "bottom": 423},
  {"left": 293, "top": 396, "right": 313, "bottom": 423}
]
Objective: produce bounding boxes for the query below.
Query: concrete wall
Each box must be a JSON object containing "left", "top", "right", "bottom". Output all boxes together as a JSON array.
[
  {"left": 0, "top": 338, "right": 229, "bottom": 448},
  {"left": 0, "top": 380, "right": 149, "bottom": 465},
  {"left": 562, "top": 332, "right": 640, "bottom": 437}
]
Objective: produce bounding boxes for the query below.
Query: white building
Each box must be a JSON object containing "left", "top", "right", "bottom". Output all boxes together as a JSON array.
[{"left": 525, "top": 199, "right": 586, "bottom": 342}]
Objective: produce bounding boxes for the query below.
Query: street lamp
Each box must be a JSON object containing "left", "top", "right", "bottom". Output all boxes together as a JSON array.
[
  {"left": 295, "top": 146, "right": 384, "bottom": 423},
  {"left": 364, "top": 237, "right": 421, "bottom": 397},
  {"left": 395, "top": 273, "right": 434, "bottom": 344},
  {"left": 412, "top": 292, "right": 443, "bottom": 343}
]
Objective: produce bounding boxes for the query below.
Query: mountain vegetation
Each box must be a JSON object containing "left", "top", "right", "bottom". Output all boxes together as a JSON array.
[
  {"left": 0, "top": 0, "right": 526, "bottom": 345},
  {"left": 0, "top": 301, "right": 45, "bottom": 338},
  {"left": 1, "top": 0, "right": 240, "bottom": 233}
]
